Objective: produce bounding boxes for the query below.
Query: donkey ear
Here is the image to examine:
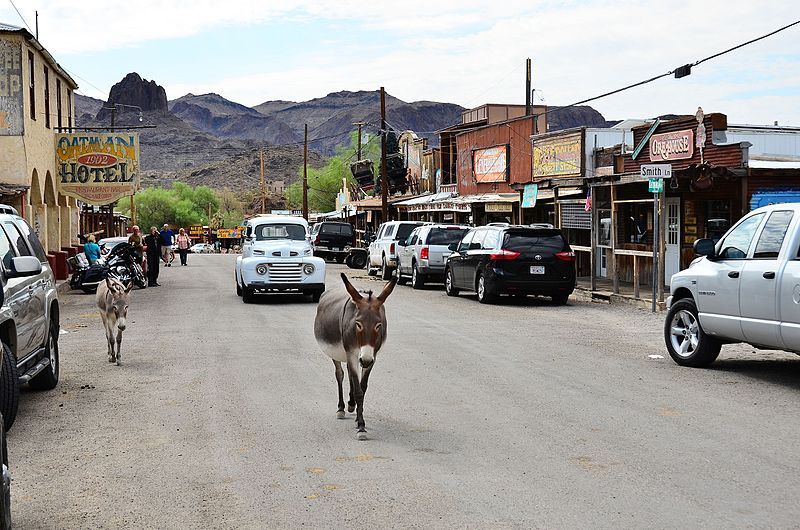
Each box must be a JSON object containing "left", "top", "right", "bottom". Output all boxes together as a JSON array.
[
  {"left": 340, "top": 273, "right": 363, "bottom": 303},
  {"left": 105, "top": 276, "right": 116, "bottom": 292},
  {"left": 124, "top": 281, "right": 133, "bottom": 293},
  {"left": 376, "top": 276, "right": 397, "bottom": 304}
]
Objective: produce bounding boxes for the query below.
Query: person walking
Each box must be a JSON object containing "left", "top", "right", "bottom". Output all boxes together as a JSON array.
[
  {"left": 176, "top": 228, "right": 191, "bottom": 266},
  {"left": 144, "top": 226, "right": 162, "bottom": 287},
  {"left": 160, "top": 223, "right": 175, "bottom": 267},
  {"left": 84, "top": 234, "right": 101, "bottom": 264}
]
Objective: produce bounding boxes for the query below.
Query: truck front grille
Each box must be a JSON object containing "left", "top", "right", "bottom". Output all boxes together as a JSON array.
[{"left": 268, "top": 263, "right": 303, "bottom": 283}]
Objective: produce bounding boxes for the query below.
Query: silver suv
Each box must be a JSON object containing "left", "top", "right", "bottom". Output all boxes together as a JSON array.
[
  {"left": 368, "top": 221, "right": 426, "bottom": 279},
  {"left": 0, "top": 209, "right": 61, "bottom": 430},
  {"left": 396, "top": 224, "right": 470, "bottom": 288}
]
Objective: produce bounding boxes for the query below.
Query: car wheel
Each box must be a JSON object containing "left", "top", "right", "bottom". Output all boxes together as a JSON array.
[
  {"left": 29, "top": 316, "right": 59, "bottom": 391},
  {"left": 664, "top": 298, "right": 722, "bottom": 367},
  {"left": 552, "top": 293, "right": 570, "bottom": 306},
  {"left": 0, "top": 345, "right": 18, "bottom": 432},
  {"left": 242, "top": 286, "right": 256, "bottom": 304},
  {"left": 411, "top": 263, "right": 425, "bottom": 289},
  {"left": 476, "top": 274, "right": 495, "bottom": 304},
  {"left": 445, "top": 268, "right": 459, "bottom": 297},
  {"left": 351, "top": 253, "right": 367, "bottom": 269},
  {"left": 235, "top": 272, "right": 242, "bottom": 296},
  {"left": 380, "top": 257, "right": 392, "bottom": 280}
]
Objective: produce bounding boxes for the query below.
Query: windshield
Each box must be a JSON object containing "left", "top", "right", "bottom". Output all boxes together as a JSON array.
[
  {"left": 255, "top": 223, "right": 306, "bottom": 241},
  {"left": 427, "top": 228, "right": 468, "bottom": 245},
  {"left": 503, "top": 231, "right": 566, "bottom": 254}
]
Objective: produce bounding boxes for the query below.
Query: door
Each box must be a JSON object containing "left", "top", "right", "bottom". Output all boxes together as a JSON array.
[
  {"left": 696, "top": 212, "right": 766, "bottom": 341},
  {"left": 4, "top": 221, "right": 47, "bottom": 355},
  {"left": 462, "top": 229, "right": 487, "bottom": 289},
  {"left": 665, "top": 197, "right": 680, "bottom": 286},
  {"left": 740, "top": 210, "right": 794, "bottom": 348},
  {"left": 400, "top": 229, "right": 419, "bottom": 275},
  {"left": 779, "top": 243, "right": 800, "bottom": 350},
  {"left": 451, "top": 230, "right": 474, "bottom": 288},
  {"left": 369, "top": 225, "right": 386, "bottom": 266}
]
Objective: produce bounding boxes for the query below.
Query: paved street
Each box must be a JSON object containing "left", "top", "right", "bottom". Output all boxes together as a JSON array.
[{"left": 7, "top": 254, "right": 800, "bottom": 528}]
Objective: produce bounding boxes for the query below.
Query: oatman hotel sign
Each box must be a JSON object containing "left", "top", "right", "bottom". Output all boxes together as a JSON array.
[{"left": 55, "top": 133, "right": 140, "bottom": 206}]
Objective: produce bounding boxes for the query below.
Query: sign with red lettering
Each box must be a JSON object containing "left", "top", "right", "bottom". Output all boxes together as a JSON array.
[{"left": 649, "top": 129, "right": 694, "bottom": 161}]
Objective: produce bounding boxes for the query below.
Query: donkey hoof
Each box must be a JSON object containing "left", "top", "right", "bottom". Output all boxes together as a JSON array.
[
  {"left": 357, "top": 431, "right": 368, "bottom": 441},
  {"left": 115, "top": 359, "right": 121, "bottom": 366},
  {"left": 347, "top": 404, "right": 355, "bottom": 413},
  {"left": 336, "top": 410, "right": 345, "bottom": 419},
  {"left": 107, "top": 355, "right": 115, "bottom": 363}
]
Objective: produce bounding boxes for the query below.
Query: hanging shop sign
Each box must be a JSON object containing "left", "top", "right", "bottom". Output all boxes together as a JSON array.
[
  {"left": 55, "top": 133, "right": 140, "bottom": 205},
  {"left": 649, "top": 129, "right": 694, "bottom": 162},
  {"left": 473, "top": 145, "right": 509, "bottom": 183},
  {"left": 485, "top": 202, "right": 513, "bottom": 213},
  {"left": 188, "top": 225, "right": 205, "bottom": 237},
  {"left": 533, "top": 132, "right": 582, "bottom": 179},
  {"left": 0, "top": 39, "right": 24, "bottom": 136},
  {"left": 521, "top": 183, "right": 539, "bottom": 208},
  {"left": 216, "top": 227, "right": 244, "bottom": 239}
]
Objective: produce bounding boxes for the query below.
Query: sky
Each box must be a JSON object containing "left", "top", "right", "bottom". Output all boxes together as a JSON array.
[{"left": 1, "top": 0, "right": 799, "bottom": 126}]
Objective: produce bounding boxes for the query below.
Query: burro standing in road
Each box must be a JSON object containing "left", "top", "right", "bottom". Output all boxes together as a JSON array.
[
  {"left": 314, "top": 273, "right": 396, "bottom": 440},
  {"left": 97, "top": 277, "right": 133, "bottom": 365}
]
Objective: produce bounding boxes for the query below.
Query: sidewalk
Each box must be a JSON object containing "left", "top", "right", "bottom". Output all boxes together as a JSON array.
[{"left": 575, "top": 276, "right": 667, "bottom": 311}]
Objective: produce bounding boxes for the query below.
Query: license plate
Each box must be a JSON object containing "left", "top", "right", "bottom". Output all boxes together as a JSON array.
[{"left": 530, "top": 266, "right": 545, "bottom": 275}]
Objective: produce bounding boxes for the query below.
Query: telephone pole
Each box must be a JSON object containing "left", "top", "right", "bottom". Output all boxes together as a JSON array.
[
  {"left": 353, "top": 121, "right": 366, "bottom": 160},
  {"left": 259, "top": 148, "right": 266, "bottom": 213},
  {"left": 380, "top": 87, "right": 388, "bottom": 222},
  {"left": 303, "top": 123, "right": 309, "bottom": 220},
  {"left": 525, "top": 58, "right": 532, "bottom": 116}
]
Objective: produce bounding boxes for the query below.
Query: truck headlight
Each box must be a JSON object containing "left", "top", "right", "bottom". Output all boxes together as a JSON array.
[
  {"left": 256, "top": 264, "right": 268, "bottom": 275},
  {"left": 303, "top": 264, "right": 315, "bottom": 275}
]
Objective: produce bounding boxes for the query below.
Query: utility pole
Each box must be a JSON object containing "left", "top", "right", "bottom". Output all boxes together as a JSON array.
[
  {"left": 380, "top": 87, "right": 388, "bottom": 222},
  {"left": 259, "top": 148, "right": 266, "bottom": 214},
  {"left": 353, "top": 121, "right": 366, "bottom": 160},
  {"left": 525, "top": 58, "right": 532, "bottom": 116},
  {"left": 303, "top": 124, "right": 309, "bottom": 220}
]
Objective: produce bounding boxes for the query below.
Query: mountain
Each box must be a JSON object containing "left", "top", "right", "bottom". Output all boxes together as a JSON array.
[
  {"left": 96, "top": 73, "right": 168, "bottom": 122},
  {"left": 548, "top": 105, "right": 614, "bottom": 130},
  {"left": 74, "top": 93, "right": 104, "bottom": 124}
]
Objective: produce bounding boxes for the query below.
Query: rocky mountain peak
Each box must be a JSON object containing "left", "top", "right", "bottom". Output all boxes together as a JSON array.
[{"left": 96, "top": 72, "right": 168, "bottom": 120}]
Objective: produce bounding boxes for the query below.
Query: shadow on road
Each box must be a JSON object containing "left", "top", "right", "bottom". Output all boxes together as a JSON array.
[
  {"left": 241, "top": 294, "right": 317, "bottom": 305},
  {"left": 711, "top": 358, "right": 800, "bottom": 390}
]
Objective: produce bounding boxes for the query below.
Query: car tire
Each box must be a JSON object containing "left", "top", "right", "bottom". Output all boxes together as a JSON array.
[
  {"left": 242, "top": 286, "right": 256, "bottom": 304},
  {"left": 664, "top": 298, "right": 722, "bottom": 367},
  {"left": 380, "top": 257, "right": 392, "bottom": 280},
  {"left": 445, "top": 268, "right": 459, "bottom": 297},
  {"left": 0, "top": 345, "right": 18, "bottom": 432},
  {"left": 235, "top": 272, "right": 242, "bottom": 296},
  {"left": 350, "top": 253, "right": 367, "bottom": 269},
  {"left": 411, "top": 263, "right": 425, "bottom": 289},
  {"left": 552, "top": 293, "right": 570, "bottom": 306},
  {"left": 476, "top": 273, "right": 495, "bottom": 304},
  {"left": 29, "top": 316, "right": 59, "bottom": 391}
]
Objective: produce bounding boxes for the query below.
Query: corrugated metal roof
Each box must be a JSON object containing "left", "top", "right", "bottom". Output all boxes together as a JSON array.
[{"left": 0, "top": 22, "right": 23, "bottom": 32}]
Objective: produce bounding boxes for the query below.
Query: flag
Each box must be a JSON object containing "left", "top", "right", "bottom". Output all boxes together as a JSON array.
[{"left": 584, "top": 188, "right": 592, "bottom": 212}]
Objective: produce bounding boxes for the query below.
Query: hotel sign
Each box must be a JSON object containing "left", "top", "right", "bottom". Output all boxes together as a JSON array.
[
  {"left": 55, "top": 133, "right": 140, "bottom": 205},
  {"left": 649, "top": 129, "right": 694, "bottom": 161}
]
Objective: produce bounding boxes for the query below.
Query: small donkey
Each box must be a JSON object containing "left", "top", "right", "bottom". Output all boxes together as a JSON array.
[
  {"left": 314, "top": 273, "right": 396, "bottom": 440},
  {"left": 97, "top": 276, "right": 132, "bottom": 366}
]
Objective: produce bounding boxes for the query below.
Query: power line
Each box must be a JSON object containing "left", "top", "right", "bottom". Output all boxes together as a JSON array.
[{"left": 7, "top": 0, "right": 32, "bottom": 32}]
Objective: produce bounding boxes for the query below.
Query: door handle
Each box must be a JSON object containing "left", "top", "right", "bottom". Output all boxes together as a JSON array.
[
  {"left": 728, "top": 271, "right": 739, "bottom": 278},
  {"left": 763, "top": 271, "right": 776, "bottom": 279}
]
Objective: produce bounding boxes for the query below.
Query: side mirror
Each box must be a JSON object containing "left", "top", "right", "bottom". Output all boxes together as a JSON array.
[
  {"left": 693, "top": 238, "right": 717, "bottom": 260},
  {"left": 370, "top": 234, "right": 377, "bottom": 242},
  {"left": 7, "top": 256, "right": 43, "bottom": 278},
  {"left": 447, "top": 243, "right": 459, "bottom": 252}
]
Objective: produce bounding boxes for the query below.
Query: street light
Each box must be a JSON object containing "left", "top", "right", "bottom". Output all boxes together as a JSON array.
[{"left": 101, "top": 103, "right": 144, "bottom": 128}]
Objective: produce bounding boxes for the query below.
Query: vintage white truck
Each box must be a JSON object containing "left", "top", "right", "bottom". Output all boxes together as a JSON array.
[
  {"left": 665, "top": 203, "right": 800, "bottom": 366},
  {"left": 235, "top": 215, "right": 326, "bottom": 303}
]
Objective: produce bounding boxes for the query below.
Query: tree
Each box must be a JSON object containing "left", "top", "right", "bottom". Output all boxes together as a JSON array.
[{"left": 119, "top": 183, "right": 222, "bottom": 230}]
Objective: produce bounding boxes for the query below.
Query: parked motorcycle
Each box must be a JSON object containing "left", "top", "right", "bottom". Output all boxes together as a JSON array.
[{"left": 68, "top": 242, "right": 146, "bottom": 293}]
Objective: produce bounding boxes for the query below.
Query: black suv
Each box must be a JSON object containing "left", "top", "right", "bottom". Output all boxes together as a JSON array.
[
  {"left": 311, "top": 222, "right": 355, "bottom": 263},
  {"left": 444, "top": 224, "right": 576, "bottom": 304}
]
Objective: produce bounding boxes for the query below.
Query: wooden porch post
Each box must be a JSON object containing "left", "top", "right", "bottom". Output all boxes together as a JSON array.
[
  {"left": 553, "top": 187, "right": 560, "bottom": 229},
  {"left": 610, "top": 182, "right": 619, "bottom": 294},
  {"left": 590, "top": 184, "right": 597, "bottom": 292},
  {"left": 633, "top": 255, "right": 640, "bottom": 299},
  {"left": 657, "top": 190, "right": 666, "bottom": 302}
]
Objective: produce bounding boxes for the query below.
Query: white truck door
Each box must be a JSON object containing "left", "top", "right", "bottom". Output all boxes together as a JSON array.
[
  {"left": 697, "top": 212, "right": 765, "bottom": 341},
  {"left": 740, "top": 210, "right": 794, "bottom": 348},
  {"left": 779, "top": 228, "right": 800, "bottom": 351}
]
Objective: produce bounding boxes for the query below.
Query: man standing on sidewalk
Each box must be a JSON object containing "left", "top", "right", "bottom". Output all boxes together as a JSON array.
[
  {"left": 160, "top": 223, "right": 175, "bottom": 267},
  {"left": 144, "top": 226, "right": 162, "bottom": 287}
]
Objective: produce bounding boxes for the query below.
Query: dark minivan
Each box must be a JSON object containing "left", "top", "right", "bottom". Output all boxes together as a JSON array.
[
  {"left": 444, "top": 224, "right": 576, "bottom": 304},
  {"left": 311, "top": 222, "right": 355, "bottom": 262}
]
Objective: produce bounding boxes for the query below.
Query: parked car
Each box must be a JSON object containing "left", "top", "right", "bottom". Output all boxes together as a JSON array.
[
  {"left": 665, "top": 203, "right": 800, "bottom": 367},
  {"left": 368, "top": 221, "right": 426, "bottom": 279},
  {"left": 0, "top": 210, "right": 61, "bottom": 431},
  {"left": 98, "top": 236, "right": 128, "bottom": 255},
  {"left": 235, "top": 215, "right": 326, "bottom": 303},
  {"left": 397, "top": 224, "right": 469, "bottom": 288},
  {"left": 311, "top": 221, "right": 355, "bottom": 262},
  {"left": 444, "top": 224, "right": 576, "bottom": 304},
  {"left": 189, "top": 243, "right": 214, "bottom": 254}
]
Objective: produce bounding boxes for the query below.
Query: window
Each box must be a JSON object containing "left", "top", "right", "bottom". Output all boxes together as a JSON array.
[
  {"left": 4, "top": 222, "right": 33, "bottom": 257},
  {"left": 503, "top": 231, "right": 566, "bottom": 254},
  {"left": 56, "top": 78, "right": 62, "bottom": 130},
  {"left": 598, "top": 213, "right": 612, "bottom": 247},
  {"left": 254, "top": 223, "right": 306, "bottom": 241},
  {"left": 560, "top": 202, "right": 591, "bottom": 230},
  {"left": 44, "top": 66, "right": 50, "bottom": 128},
  {"left": 67, "top": 90, "right": 73, "bottom": 130},
  {"left": 28, "top": 51, "right": 35, "bottom": 120},
  {"left": 470, "top": 230, "right": 486, "bottom": 249},
  {"left": 395, "top": 224, "right": 417, "bottom": 242},
  {"left": 15, "top": 220, "right": 48, "bottom": 262},
  {"left": 426, "top": 228, "right": 468, "bottom": 246},
  {"left": 384, "top": 225, "right": 396, "bottom": 239},
  {"left": 321, "top": 223, "right": 353, "bottom": 236},
  {"left": 717, "top": 213, "right": 765, "bottom": 260},
  {"left": 0, "top": 226, "right": 16, "bottom": 271},
  {"left": 706, "top": 200, "right": 731, "bottom": 241},
  {"left": 407, "top": 232, "right": 418, "bottom": 246},
  {"left": 458, "top": 231, "right": 475, "bottom": 252},
  {"left": 482, "top": 230, "right": 500, "bottom": 250},
  {"left": 753, "top": 211, "right": 793, "bottom": 259}
]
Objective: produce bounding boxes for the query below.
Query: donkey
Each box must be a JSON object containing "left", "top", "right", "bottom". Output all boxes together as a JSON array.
[
  {"left": 314, "top": 273, "right": 396, "bottom": 440},
  {"left": 97, "top": 276, "right": 133, "bottom": 366}
]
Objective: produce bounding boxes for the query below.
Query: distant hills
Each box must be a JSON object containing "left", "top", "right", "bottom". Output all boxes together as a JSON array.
[{"left": 75, "top": 73, "right": 613, "bottom": 193}]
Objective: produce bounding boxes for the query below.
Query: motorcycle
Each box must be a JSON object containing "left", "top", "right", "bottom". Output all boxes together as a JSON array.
[{"left": 68, "top": 242, "right": 147, "bottom": 293}]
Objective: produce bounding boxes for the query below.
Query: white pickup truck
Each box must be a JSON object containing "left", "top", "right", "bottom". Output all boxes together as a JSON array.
[{"left": 665, "top": 203, "right": 800, "bottom": 367}]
